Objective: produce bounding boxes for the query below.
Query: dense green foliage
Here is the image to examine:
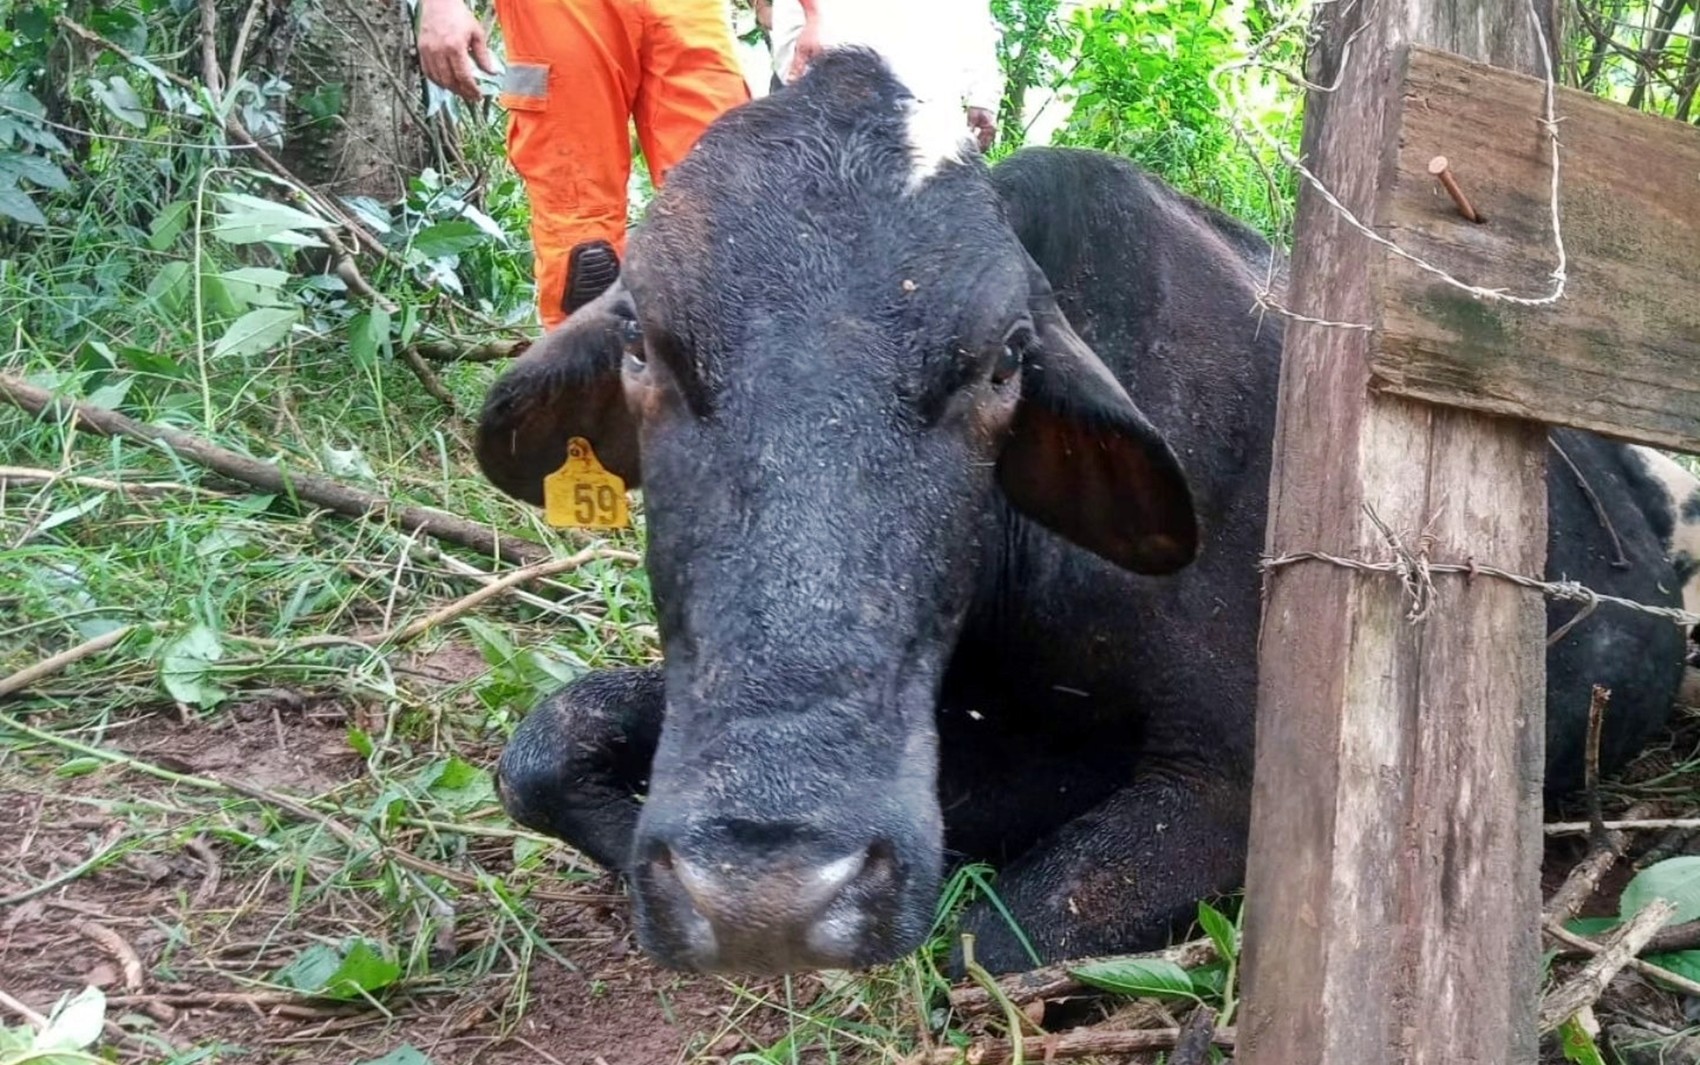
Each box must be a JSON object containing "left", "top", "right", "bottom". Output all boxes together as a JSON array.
[{"left": 2, "top": 0, "right": 1697, "bottom": 1059}]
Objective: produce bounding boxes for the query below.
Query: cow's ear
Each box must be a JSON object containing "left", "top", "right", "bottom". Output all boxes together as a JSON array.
[
  {"left": 475, "top": 287, "right": 641, "bottom": 505},
  {"left": 997, "top": 300, "right": 1199, "bottom": 574}
]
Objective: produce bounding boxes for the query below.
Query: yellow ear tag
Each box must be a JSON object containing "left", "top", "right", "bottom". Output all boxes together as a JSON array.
[{"left": 543, "top": 437, "right": 631, "bottom": 529}]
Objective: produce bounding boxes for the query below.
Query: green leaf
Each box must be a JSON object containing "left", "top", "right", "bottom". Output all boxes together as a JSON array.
[
  {"left": 512, "top": 835, "right": 549, "bottom": 869},
  {"left": 1558, "top": 1015, "right": 1605, "bottom": 1065},
  {"left": 34, "top": 493, "right": 109, "bottom": 536},
  {"left": 1070, "top": 956, "right": 1196, "bottom": 1000},
  {"left": 411, "top": 219, "right": 486, "bottom": 259},
  {"left": 421, "top": 756, "right": 496, "bottom": 812},
  {"left": 349, "top": 308, "right": 391, "bottom": 368},
  {"left": 0, "top": 186, "right": 47, "bottom": 226},
  {"left": 55, "top": 757, "right": 106, "bottom": 779},
  {"left": 211, "top": 306, "right": 300, "bottom": 359},
  {"left": 89, "top": 76, "right": 147, "bottom": 129},
  {"left": 1565, "top": 916, "right": 1621, "bottom": 936},
  {"left": 274, "top": 939, "right": 402, "bottom": 1000},
  {"left": 341, "top": 196, "right": 393, "bottom": 235},
  {"left": 460, "top": 617, "right": 517, "bottom": 669},
  {"left": 1621, "top": 856, "right": 1700, "bottom": 925},
  {"left": 39, "top": 985, "right": 106, "bottom": 1051},
  {"left": 0, "top": 151, "right": 69, "bottom": 190},
  {"left": 1185, "top": 961, "right": 1228, "bottom": 997},
  {"left": 216, "top": 267, "right": 292, "bottom": 309},
  {"left": 356, "top": 1046, "right": 434, "bottom": 1065},
  {"left": 435, "top": 756, "right": 482, "bottom": 791},
  {"left": 160, "top": 624, "right": 226, "bottom": 708},
  {"left": 1198, "top": 900, "right": 1237, "bottom": 963},
  {"left": 145, "top": 260, "right": 191, "bottom": 315},
  {"left": 209, "top": 192, "right": 326, "bottom": 245},
  {"left": 148, "top": 200, "right": 192, "bottom": 250},
  {"left": 1643, "top": 950, "right": 1700, "bottom": 988},
  {"left": 347, "top": 727, "right": 375, "bottom": 759}
]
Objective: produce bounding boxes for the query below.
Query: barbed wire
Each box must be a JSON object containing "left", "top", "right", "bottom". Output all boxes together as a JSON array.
[
  {"left": 1210, "top": 0, "right": 1570, "bottom": 331},
  {"left": 1262, "top": 503, "right": 1700, "bottom": 641}
]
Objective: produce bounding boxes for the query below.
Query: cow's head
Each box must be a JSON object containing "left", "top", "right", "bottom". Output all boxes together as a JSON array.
[{"left": 476, "top": 51, "right": 1197, "bottom": 973}]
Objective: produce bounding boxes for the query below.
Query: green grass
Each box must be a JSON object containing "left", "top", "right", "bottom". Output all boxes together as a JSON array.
[{"left": 0, "top": 92, "right": 1104, "bottom": 1062}]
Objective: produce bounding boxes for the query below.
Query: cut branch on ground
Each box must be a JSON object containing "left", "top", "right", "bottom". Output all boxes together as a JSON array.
[
  {"left": 1541, "top": 899, "right": 1690, "bottom": 1032},
  {"left": 0, "top": 373, "right": 551, "bottom": 567},
  {"left": 948, "top": 937, "right": 1218, "bottom": 1013},
  {"left": 913, "top": 1022, "right": 1236, "bottom": 1065}
]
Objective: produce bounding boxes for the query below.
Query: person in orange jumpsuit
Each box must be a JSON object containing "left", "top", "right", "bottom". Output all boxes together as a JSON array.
[{"left": 417, "top": 0, "right": 758, "bottom": 328}]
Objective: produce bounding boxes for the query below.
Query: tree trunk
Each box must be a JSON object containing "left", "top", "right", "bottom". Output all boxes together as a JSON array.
[
  {"left": 269, "top": 0, "right": 439, "bottom": 201},
  {"left": 1626, "top": 0, "right": 1689, "bottom": 110},
  {"left": 1673, "top": 9, "right": 1700, "bottom": 119}
]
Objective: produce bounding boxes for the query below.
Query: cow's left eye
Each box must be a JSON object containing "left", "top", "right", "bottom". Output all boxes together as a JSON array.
[
  {"left": 619, "top": 317, "right": 645, "bottom": 367},
  {"left": 991, "top": 326, "right": 1029, "bottom": 386}
]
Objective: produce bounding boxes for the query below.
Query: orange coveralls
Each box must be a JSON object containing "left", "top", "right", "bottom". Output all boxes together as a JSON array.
[{"left": 493, "top": 0, "right": 749, "bottom": 328}]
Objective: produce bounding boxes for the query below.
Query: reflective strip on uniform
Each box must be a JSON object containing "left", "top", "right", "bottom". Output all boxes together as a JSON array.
[{"left": 502, "top": 63, "right": 550, "bottom": 102}]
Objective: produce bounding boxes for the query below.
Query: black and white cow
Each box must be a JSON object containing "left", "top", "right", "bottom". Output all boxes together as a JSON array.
[{"left": 475, "top": 51, "right": 1698, "bottom": 975}]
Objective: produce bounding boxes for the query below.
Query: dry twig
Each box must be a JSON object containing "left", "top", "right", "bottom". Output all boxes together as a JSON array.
[
  {"left": 0, "top": 374, "right": 549, "bottom": 566},
  {"left": 1541, "top": 899, "right": 1681, "bottom": 1032},
  {"left": 1546, "top": 803, "right": 1654, "bottom": 924},
  {"left": 0, "top": 987, "right": 49, "bottom": 1030},
  {"left": 413, "top": 338, "right": 533, "bottom": 364},
  {"left": 0, "top": 466, "right": 235, "bottom": 497},
  {"left": 1169, "top": 1006, "right": 1218, "bottom": 1065},
  {"left": 1546, "top": 817, "right": 1700, "bottom": 836},
  {"left": 1553, "top": 919, "right": 1700, "bottom": 960},
  {"left": 0, "top": 624, "right": 148, "bottom": 699},
  {"left": 377, "top": 546, "right": 641, "bottom": 645},
  {"left": 914, "top": 1024, "right": 1236, "bottom": 1064},
  {"left": 948, "top": 937, "right": 1217, "bottom": 1012},
  {"left": 1544, "top": 919, "right": 1700, "bottom": 998}
]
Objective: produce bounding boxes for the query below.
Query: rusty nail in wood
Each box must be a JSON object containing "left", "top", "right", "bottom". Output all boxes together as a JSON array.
[{"left": 1428, "top": 155, "right": 1484, "bottom": 224}]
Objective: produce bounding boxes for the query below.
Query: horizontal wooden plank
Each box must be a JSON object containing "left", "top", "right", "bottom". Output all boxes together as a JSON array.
[{"left": 1369, "top": 46, "right": 1700, "bottom": 454}]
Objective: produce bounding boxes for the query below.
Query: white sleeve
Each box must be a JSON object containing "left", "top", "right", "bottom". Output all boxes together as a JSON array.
[
  {"left": 958, "top": 1, "right": 1005, "bottom": 112},
  {"left": 770, "top": 0, "right": 806, "bottom": 82}
]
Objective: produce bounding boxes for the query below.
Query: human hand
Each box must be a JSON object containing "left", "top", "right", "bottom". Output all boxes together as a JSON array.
[
  {"left": 787, "top": 13, "right": 823, "bottom": 81},
  {"left": 418, "top": 0, "right": 498, "bottom": 104},
  {"left": 967, "top": 107, "right": 997, "bottom": 152}
]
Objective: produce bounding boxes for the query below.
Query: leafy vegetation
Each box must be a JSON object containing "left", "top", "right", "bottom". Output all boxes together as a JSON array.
[{"left": 2, "top": 0, "right": 1698, "bottom": 1060}]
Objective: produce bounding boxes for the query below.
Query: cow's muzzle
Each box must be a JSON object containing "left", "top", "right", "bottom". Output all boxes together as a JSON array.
[{"left": 630, "top": 819, "right": 925, "bottom": 972}]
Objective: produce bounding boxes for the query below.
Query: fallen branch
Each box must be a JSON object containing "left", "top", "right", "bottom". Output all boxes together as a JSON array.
[
  {"left": 1585, "top": 686, "right": 1610, "bottom": 845},
  {"left": 0, "top": 987, "right": 49, "bottom": 1030},
  {"left": 1553, "top": 919, "right": 1700, "bottom": 960},
  {"left": 412, "top": 338, "right": 533, "bottom": 364},
  {"left": 0, "top": 374, "right": 549, "bottom": 567},
  {"left": 1545, "top": 802, "right": 1653, "bottom": 924},
  {"left": 1545, "top": 919, "right": 1700, "bottom": 998},
  {"left": 0, "top": 624, "right": 148, "bottom": 700},
  {"left": 1169, "top": 1006, "right": 1218, "bottom": 1065},
  {"left": 105, "top": 990, "right": 319, "bottom": 1009},
  {"left": 915, "top": 1024, "right": 1236, "bottom": 1065},
  {"left": 1541, "top": 899, "right": 1684, "bottom": 1032},
  {"left": 0, "top": 466, "right": 234, "bottom": 497},
  {"left": 0, "top": 711, "right": 606, "bottom": 904},
  {"left": 399, "top": 344, "right": 459, "bottom": 412},
  {"left": 948, "top": 937, "right": 1218, "bottom": 1013},
  {"left": 379, "top": 546, "right": 641, "bottom": 645},
  {"left": 1546, "top": 817, "right": 1700, "bottom": 836}
]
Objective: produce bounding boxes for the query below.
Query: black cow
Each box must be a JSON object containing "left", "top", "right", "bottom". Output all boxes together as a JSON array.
[{"left": 475, "top": 51, "right": 1697, "bottom": 975}]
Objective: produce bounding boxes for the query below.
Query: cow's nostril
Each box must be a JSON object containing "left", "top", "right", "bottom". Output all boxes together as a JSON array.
[{"left": 634, "top": 823, "right": 929, "bottom": 972}]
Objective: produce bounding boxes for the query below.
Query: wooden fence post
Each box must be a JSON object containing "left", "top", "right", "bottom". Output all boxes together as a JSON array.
[{"left": 1238, "top": 2, "right": 1560, "bottom": 1062}]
